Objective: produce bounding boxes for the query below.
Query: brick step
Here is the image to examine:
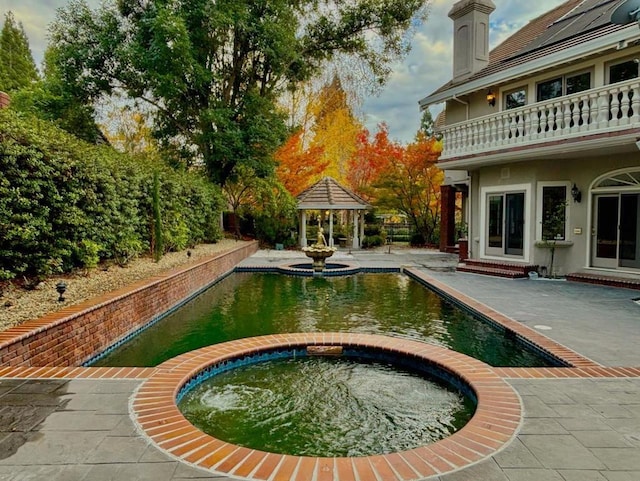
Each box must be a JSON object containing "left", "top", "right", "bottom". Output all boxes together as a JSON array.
[
  {"left": 566, "top": 272, "right": 640, "bottom": 291},
  {"left": 444, "top": 245, "right": 459, "bottom": 254},
  {"left": 456, "top": 264, "right": 530, "bottom": 279},
  {"left": 460, "top": 259, "right": 538, "bottom": 275}
]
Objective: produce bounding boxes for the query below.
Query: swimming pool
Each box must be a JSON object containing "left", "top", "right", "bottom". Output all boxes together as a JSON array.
[{"left": 92, "top": 272, "right": 557, "bottom": 367}]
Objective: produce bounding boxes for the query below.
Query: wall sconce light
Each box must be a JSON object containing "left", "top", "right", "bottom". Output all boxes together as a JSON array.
[
  {"left": 55, "top": 281, "right": 67, "bottom": 302},
  {"left": 571, "top": 183, "right": 582, "bottom": 203},
  {"left": 486, "top": 90, "right": 496, "bottom": 107}
]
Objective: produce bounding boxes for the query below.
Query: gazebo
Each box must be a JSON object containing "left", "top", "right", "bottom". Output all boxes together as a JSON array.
[{"left": 296, "top": 176, "right": 372, "bottom": 249}]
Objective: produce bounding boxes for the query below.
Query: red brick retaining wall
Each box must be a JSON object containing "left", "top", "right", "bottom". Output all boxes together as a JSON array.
[{"left": 0, "top": 241, "right": 259, "bottom": 367}]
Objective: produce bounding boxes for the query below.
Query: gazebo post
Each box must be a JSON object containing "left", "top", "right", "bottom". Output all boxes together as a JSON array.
[
  {"left": 352, "top": 209, "right": 360, "bottom": 249},
  {"left": 359, "top": 211, "right": 365, "bottom": 248},
  {"left": 300, "top": 210, "right": 307, "bottom": 247},
  {"left": 328, "top": 210, "right": 334, "bottom": 247}
]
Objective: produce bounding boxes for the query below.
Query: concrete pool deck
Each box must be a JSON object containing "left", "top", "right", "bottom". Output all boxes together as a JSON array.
[{"left": 1, "top": 247, "right": 639, "bottom": 480}]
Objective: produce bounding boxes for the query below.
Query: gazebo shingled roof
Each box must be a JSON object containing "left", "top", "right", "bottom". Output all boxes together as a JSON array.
[{"left": 296, "top": 176, "right": 371, "bottom": 210}]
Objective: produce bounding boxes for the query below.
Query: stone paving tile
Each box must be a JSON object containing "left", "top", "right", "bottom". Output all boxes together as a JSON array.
[
  {"left": 572, "top": 431, "right": 634, "bottom": 448},
  {"left": 59, "top": 393, "right": 131, "bottom": 414},
  {"left": 82, "top": 462, "right": 178, "bottom": 481},
  {"left": 519, "top": 435, "right": 606, "bottom": 470},
  {"left": 0, "top": 431, "right": 108, "bottom": 465},
  {"left": 172, "top": 462, "right": 232, "bottom": 479},
  {"left": 492, "top": 439, "right": 542, "bottom": 468},
  {"left": 0, "top": 464, "right": 91, "bottom": 481},
  {"left": 519, "top": 396, "right": 561, "bottom": 418},
  {"left": 501, "top": 468, "right": 565, "bottom": 481},
  {"left": 517, "top": 418, "right": 568, "bottom": 435},
  {"left": 86, "top": 436, "right": 150, "bottom": 464},
  {"left": 39, "top": 411, "right": 124, "bottom": 431},
  {"left": 591, "top": 448, "right": 640, "bottom": 470},
  {"left": 602, "top": 472, "right": 640, "bottom": 480},
  {"left": 437, "top": 459, "right": 509, "bottom": 481},
  {"left": 558, "top": 470, "right": 608, "bottom": 481}
]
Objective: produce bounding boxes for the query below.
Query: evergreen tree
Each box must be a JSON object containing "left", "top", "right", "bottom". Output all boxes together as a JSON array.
[{"left": 0, "top": 12, "right": 39, "bottom": 92}]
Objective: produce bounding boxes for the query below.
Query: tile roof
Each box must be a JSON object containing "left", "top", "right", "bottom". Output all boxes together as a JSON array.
[
  {"left": 296, "top": 176, "right": 371, "bottom": 210},
  {"left": 428, "top": 0, "right": 630, "bottom": 97}
]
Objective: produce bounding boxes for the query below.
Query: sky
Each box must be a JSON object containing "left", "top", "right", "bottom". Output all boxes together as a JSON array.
[{"left": 0, "top": 0, "right": 559, "bottom": 144}]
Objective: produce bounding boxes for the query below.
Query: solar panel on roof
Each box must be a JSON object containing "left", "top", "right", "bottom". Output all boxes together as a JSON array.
[{"left": 515, "top": 0, "right": 623, "bottom": 57}]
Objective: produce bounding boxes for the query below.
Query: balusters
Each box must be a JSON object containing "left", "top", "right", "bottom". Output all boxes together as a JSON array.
[
  {"left": 631, "top": 82, "right": 640, "bottom": 124},
  {"left": 610, "top": 87, "right": 621, "bottom": 127},
  {"left": 562, "top": 99, "right": 572, "bottom": 133}
]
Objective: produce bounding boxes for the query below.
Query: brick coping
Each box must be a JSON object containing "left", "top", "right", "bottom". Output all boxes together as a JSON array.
[{"left": 131, "top": 333, "right": 522, "bottom": 481}]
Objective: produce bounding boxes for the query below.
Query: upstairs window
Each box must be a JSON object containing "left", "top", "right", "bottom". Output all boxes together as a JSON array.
[
  {"left": 504, "top": 87, "right": 526, "bottom": 109},
  {"left": 536, "top": 71, "right": 591, "bottom": 102},
  {"left": 609, "top": 59, "right": 639, "bottom": 84}
]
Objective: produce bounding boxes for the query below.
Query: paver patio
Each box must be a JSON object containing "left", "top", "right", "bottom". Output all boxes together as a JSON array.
[{"left": 0, "top": 248, "right": 638, "bottom": 480}]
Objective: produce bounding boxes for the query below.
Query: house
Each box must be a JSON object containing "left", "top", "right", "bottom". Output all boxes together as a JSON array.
[{"left": 420, "top": 0, "right": 640, "bottom": 282}]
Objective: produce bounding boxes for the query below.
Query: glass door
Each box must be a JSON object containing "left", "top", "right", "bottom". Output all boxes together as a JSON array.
[
  {"left": 486, "top": 192, "right": 525, "bottom": 257},
  {"left": 592, "top": 195, "right": 619, "bottom": 268},
  {"left": 505, "top": 193, "right": 525, "bottom": 255},
  {"left": 619, "top": 193, "right": 640, "bottom": 269}
]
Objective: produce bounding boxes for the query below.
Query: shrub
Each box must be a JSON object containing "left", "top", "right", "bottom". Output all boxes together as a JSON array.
[
  {"left": 0, "top": 109, "right": 223, "bottom": 281},
  {"left": 362, "top": 235, "right": 384, "bottom": 248}
]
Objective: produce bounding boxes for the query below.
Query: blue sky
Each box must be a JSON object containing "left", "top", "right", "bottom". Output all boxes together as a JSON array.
[{"left": 1, "top": 0, "right": 559, "bottom": 143}]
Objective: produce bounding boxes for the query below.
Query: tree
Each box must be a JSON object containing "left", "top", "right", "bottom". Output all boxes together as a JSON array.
[
  {"left": 48, "top": 0, "right": 429, "bottom": 185},
  {"left": 0, "top": 12, "right": 39, "bottom": 92},
  {"left": 346, "top": 124, "right": 402, "bottom": 199},
  {"left": 275, "top": 130, "right": 327, "bottom": 196},
  {"left": 372, "top": 132, "right": 443, "bottom": 244},
  {"left": 420, "top": 108, "right": 435, "bottom": 137},
  {"left": 9, "top": 46, "right": 105, "bottom": 144},
  {"left": 308, "top": 76, "right": 362, "bottom": 184}
]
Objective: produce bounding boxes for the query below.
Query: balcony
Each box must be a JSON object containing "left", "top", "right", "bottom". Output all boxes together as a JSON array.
[{"left": 439, "top": 79, "right": 640, "bottom": 165}]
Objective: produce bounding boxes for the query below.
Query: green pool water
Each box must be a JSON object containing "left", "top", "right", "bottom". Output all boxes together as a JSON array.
[
  {"left": 178, "top": 356, "right": 476, "bottom": 457},
  {"left": 94, "top": 272, "right": 554, "bottom": 367}
]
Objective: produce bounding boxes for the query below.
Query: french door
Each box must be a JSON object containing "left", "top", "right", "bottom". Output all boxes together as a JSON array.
[
  {"left": 486, "top": 192, "right": 525, "bottom": 257},
  {"left": 592, "top": 193, "right": 640, "bottom": 269}
]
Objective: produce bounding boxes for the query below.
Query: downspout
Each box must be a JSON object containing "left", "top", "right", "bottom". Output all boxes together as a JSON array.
[{"left": 452, "top": 94, "right": 469, "bottom": 120}]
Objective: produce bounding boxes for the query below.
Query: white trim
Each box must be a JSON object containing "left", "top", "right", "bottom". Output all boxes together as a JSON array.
[
  {"left": 419, "top": 26, "right": 640, "bottom": 108},
  {"left": 535, "top": 181, "right": 571, "bottom": 242},
  {"left": 479, "top": 183, "right": 532, "bottom": 262}
]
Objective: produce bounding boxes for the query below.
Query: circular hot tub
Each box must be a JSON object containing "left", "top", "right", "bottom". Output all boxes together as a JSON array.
[{"left": 132, "top": 333, "right": 521, "bottom": 480}]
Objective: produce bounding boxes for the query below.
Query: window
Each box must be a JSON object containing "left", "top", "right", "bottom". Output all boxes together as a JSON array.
[
  {"left": 504, "top": 87, "right": 526, "bottom": 109},
  {"left": 536, "top": 71, "right": 591, "bottom": 102},
  {"left": 539, "top": 185, "right": 567, "bottom": 241},
  {"left": 609, "top": 59, "right": 639, "bottom": 84}
]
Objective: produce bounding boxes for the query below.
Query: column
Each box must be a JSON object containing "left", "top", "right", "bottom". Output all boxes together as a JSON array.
[
  {"left": 300, "top": 210, "right": 307, "bottom": 248},
  {"left": 328, "top": 210, "right": 334, "bottom": 247},
  {"left": 359, "top": 211, "right": 365, "bottom": 247},
  {"left": 439, "top": 185, "right": 456, "bottom": 252},
  {"left": 352, "top": 210, "right": 360, "bottom": 249}
]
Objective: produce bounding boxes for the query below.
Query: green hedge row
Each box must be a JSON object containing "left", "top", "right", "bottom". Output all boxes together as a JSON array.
[{"left": 0, "top": 109, "right": 223, "bottom": 281}]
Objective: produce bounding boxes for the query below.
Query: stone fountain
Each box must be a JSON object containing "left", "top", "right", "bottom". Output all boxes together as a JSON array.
[{"left": 302, "top": 227, "right": 337, "bottom": 274}]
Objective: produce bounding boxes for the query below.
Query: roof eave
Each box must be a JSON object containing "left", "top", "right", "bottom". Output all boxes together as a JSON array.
[{"left": 418, "top": 25, "right": 640, "bottom": 110}]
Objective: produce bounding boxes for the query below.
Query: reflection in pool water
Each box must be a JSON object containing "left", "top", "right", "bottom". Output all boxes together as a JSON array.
[{"left": 94, "top": 273, "right": 554, "bottom": 367}]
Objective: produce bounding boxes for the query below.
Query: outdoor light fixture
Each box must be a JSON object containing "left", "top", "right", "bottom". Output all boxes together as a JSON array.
[
  {"left": 55, "top": 281, "right": 67, "bottom": 302},
  {"left": 571, "top": 183, "right": 582, "bottom": 203},
  {"left": 486, "top": 90, "right": 496, "bottom": 107}
]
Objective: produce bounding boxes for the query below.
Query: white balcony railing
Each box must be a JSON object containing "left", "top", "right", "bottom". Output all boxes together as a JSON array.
[{"left": 440, "top": 79, "right": 640, "bottom": 160}]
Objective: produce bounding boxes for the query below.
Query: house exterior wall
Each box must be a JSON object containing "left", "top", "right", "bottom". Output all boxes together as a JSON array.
[{"left": 467, "top": 152, "right": 639, "bottom": 275}]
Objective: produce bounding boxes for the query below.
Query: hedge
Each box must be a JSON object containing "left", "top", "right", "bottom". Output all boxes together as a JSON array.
[{"left": 0, "top": 109, "right": 223, "bottom": 281}]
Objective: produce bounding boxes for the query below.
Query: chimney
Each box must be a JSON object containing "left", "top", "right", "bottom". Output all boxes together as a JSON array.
[
  {"left": 449, "top": 0, "right": 496, "bottom": 81},
  {"left": 0, "top": 91, "right": 10, "bottom": 109}
]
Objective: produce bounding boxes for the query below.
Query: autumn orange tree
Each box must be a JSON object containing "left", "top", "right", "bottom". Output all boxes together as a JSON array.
[
  {"left": 370, "top": 132, "right": 443, "bottom": 244},
  {"left": 275, "top": 130, "right": 327, "bottom": 196},
  {"left": 346, "top": 123, "right": 402, "bottom": 199}
]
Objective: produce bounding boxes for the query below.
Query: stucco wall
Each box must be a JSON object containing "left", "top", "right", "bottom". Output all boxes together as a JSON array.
[{"left": 468, "top": 152, "right": 640, "bottom": 274}]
